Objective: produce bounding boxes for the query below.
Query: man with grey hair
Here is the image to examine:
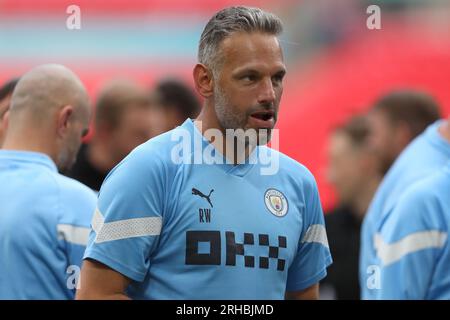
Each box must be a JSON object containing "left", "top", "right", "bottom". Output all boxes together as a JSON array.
[
  {"left": 78, "top": 6, "right": 332, "bottom": 300},
  {"left": 0, "top": 64, "right": 97, "bottom": 299}
]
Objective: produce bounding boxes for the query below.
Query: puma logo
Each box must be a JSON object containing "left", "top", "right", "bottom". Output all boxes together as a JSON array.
[{"left": 192, "top": 188, "right": 214, "bottom": 208}]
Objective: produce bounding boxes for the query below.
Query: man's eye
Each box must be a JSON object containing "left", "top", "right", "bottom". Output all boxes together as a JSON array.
[
  {"left": 272, "top": 74, "right": 284, "bottom": 84},
  {"left": 242, "top": 75, "right": 256, "bottom": 82}
]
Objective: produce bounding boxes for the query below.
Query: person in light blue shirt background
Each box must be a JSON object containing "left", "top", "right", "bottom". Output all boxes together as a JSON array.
[
  {"left": 0, "top": 64, "right": 96, "bottom": 299},
  {"left": 375, "top": 162, "right": 450, "bottom": 299},
  {"left": 360, "top": 118, "right": 450, "bottom": 299}
]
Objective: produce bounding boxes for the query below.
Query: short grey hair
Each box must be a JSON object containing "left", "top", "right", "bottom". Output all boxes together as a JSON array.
[{"left": 198, "top": 6, "right": 283, "bottom": 76}]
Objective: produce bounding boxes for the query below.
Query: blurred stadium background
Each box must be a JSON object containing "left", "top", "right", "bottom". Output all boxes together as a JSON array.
[{"left": 1, "top": 0, "right": 450, "bottom": 210}]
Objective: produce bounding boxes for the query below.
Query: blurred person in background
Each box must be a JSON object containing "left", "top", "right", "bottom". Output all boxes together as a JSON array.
[
  {"left": 0, "top": 78, "right": 20, "bottom": 147},
  {"left": 66, "top": 79, "right": 160, "bottom": 192},
  {"left": 151, "top": 78, "right": 201, "bottom": 133},
  {"left": 367, "top": 89, "right": 441, "bottom": 174},
  {"left": 321, "top": 116, "right": 382, "bottom": 300},
  {"left": 0, "top": 64, "right": 96, "bottom": 299},
  {"left": 361, "top": 105, "right": 450, "bottom": 299},
  {"left": 375, "top": 160, "right": 450, "bottom": 299}
]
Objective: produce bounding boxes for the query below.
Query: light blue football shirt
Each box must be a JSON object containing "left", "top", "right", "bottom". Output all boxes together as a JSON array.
[
  {"left": 0, "top": 150, "right": 97, "bottom": 299},
  {"left": 375, "top": 163, "right": 450, "bottom": 299},
  {"left": 84, "top": 119, "right": 332, "bottom": 299},
  {"left": 360, "top": 120, "right": 450, "bottom": 299}
]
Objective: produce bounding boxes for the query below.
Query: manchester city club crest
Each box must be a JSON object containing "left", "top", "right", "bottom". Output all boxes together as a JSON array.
[{"left": 264, "top": 189, "right": 288, "bottom": 217}]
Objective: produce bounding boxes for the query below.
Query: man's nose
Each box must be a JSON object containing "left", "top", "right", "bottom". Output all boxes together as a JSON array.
[{"left": 257, "top": 78, "right": 276, "bottom": 105}]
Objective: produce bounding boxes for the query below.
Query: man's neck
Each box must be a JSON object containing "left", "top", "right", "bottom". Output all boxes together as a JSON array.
[
  {"left": 87, "top": 139, "right": 117, "bottom": 173},
  {"left": 350, "top": 176, "right": 382, "bottom": 221},
  {"left": 195, "top": 106, "right": 255, "bottom": 165},
  {"left": 2, "top": 133, "right": 57, "bottom": 163}
]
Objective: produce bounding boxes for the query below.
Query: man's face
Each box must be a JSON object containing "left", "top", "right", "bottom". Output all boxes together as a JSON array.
[
  {"left": 327, "top": 132, "right": 366, "bottom": 205},
  {"left": 0, "top": 94, "right": 12, "bottom": 146},
  {"left": 367, "top": 110, "right": 397, "bottom": 174},
  {"left": 110, "top": 105, "right": 158, "bottom": 163},
  {"left": 213, "top": 32, "right": 286, "bottom": 145}
]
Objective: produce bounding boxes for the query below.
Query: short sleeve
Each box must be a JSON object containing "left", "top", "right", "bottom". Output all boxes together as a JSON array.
[
  {"left": 375, "top": 185, "right": 446, "bottom": 299},
  {"left": 83, "top": 146, "right": 166, "bottom": 282},
  {"left": 57, "top": 180, "right": 97, "bottom": 268},
  {"left": 286, "top": 172, "right": 333, "bottom": 291}
]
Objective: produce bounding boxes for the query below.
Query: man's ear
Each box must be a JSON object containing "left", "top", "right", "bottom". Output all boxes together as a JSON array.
[
  {"left": 2, "top": 110, "right": 9, "bottom": 132},
  {"left": 56, "top": 105, "right": 74, "bottom": 138},
  {"left": 193, "top": 64, "right": 214, "bottom": 98}
]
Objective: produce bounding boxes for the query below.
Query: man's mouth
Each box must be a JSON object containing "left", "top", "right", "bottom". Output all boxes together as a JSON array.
[{"left": 249, "top": 110, "right": 276, "bottom": 128}]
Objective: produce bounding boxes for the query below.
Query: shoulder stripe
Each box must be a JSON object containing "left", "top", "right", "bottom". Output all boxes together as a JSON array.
[
  {"left": 92, "top": 208, "right": 162, "bottom": 244},
  {"left": 374, "top": 230, "right": 447, "bottom": 266},
  {"left": 301, "top": 224, "right": 329, "bottom": 248},
  {"left": 57, "top": 224, "right": 90, "bottom": 246}
]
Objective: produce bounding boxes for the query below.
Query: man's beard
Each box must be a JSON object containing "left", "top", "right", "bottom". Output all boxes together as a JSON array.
[
  {"left": 57, "top": 149, "right": 72, "bottom": 173},
  {"left": 58, "top": 139, "right": 78, "bottom": 173},
  {"left": 214, "top": 86, "right": 246, "bottom": 130},
  {"left": 214, "top": 86, "right": 276, "bottom": 146}
]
